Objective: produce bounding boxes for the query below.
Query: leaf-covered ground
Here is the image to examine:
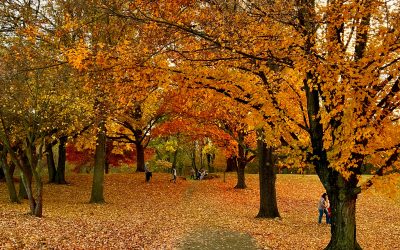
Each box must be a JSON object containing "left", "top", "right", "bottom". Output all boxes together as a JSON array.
[{"left": 0, "top": 173, "right": 399, "bottom": 249}]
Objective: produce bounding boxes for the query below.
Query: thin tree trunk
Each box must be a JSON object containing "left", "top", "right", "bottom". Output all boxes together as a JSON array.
[
  {"left": 33, "top": 176, "right": 43, "bottom": 217},
  {"left": 105, "top": 159, "right": 109, "bottom": 174},
  {"left": 172, "top": 149, "right": 178, "bottom": 169},
  {"left": 20, "top": 171, "right": 36, "bottom": 214},
  {"left": 55, "top": 136, "right": 67, "bottom": 184},
  {"left": 25, "top": 137, "right": 44, "bottom": 217},
  {"left": 191, "top": 144, "right": 197, "bottom": 172},
  {"left": 0, "top": 157, "right": 19, "bottom": 203},
  {"left": 235, "top": 132, "right": 247, "bottom": 189},
  {"left": 46, "top": 144, "right": 56, "bottom": 183},
  {"left": 90, "top": 120, "right": 106, "bottom": 203},
  {"left": 199, "top": 145, "right": 204, "bottom": 169},
  {"left": 135, "top": 142, "right": 145, "bottom": 172},
  {"left": 18, "top": 155, "right": 31, "bottom": 200},
  {"left": 256, "top": 130, "right": 280, "bottom": 218},
  {"left": 226, "top": 156, "right": 237, "bottom": 172}
]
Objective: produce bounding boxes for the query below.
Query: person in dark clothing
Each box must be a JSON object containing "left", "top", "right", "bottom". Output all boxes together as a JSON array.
[{"left": 145, "top": 162, "right": 152, "bottom": 183}]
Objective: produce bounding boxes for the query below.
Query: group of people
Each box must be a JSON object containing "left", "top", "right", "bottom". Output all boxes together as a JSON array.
[
  {"left": 318, "top": 192, "right": 331, "bottom": 224},
  {"left": 189, "top": 168, "right": 208, "bottom": 180}
]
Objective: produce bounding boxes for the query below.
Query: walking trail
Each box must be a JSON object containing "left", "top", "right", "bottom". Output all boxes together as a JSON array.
[{"left": 175, "top": 181, "right": 259, "bottom": 250}]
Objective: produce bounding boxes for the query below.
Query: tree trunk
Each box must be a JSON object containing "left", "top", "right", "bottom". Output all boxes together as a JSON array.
[
  {"left": 256, "top": 130, "right": 280, "bottom": 218},
  {"left": 33, "top": 178, "right": 43, "bottom": 217},
  {"left": 20, "top": 171, "right": 36, "bottom": 214},
  {"left": 0, "top": 158, "right": 19, "bottom": 203},
  {"left": 199, "top": 145, "right": 204, "bottom": 169},
  {"left": 105, "top": 159, "right": 109, "bottom": 174},
  {"left": 191, "top": 144, "right": 197, "bottom": 172},
  {"left": 0, "top": 167, "right": 4, "bottom": 180},
  {"left": 235, "top": 164, "right": 246, "bottom": 189},
  {"left": 135, "top": 142, "right": 145, "bottom": 172},
  {"left": 18, "top": 155, "right": 31, "bottom": 200},
  {"left": 226, "top": 156, "right": 237, "bottom": 172},
  {"left": 235, "top": 132, "right": 247, "bottom": 189},
  {"left": 90, "top": 120, "right": 106, "bottom": 203},
  {"left": 326, "top": 187, "right": 361, "bottom": 250},
  {"left": 55, "top": 136, "right": 67, "bottom": 184},
  {"left": 46, "top": 144, "right": 56, "bottom": 183},
  {"left": 304, "top": 71, "right": 361, "bottom": 249},
  {"left": 172, "top": 149, "right": 178, "bottom": 169}
]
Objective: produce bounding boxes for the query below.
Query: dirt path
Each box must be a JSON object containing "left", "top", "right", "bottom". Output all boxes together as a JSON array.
[
  {"left": 177, "top": 227, "right": 259, "bottom": 250},
  {"left": 176, "top": 181, "right": 260, "bottom": 250}
]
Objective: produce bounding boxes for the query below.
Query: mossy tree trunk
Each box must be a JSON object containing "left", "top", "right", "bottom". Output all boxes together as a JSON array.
[{"left": 0, "top": 148, "right": 19, "bottom": 203}]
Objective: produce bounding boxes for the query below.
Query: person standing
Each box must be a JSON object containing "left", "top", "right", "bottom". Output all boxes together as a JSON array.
[
  {"left": 170, "top": 167, "right": 177, "bottom": 183},
  {"left": 145, "top": 162, "right": 152, "bottom": 183},
  {"left": 318, "top": 193, "right": 330, "bottom": 224},
  {"left": 189, "top": 168, "right": 195, "bottom": 179}
]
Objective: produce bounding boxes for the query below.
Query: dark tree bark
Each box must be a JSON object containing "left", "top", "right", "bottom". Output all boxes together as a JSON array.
[
  {"left": 0, "top": 150, "right": 19, "bottom": 203},
  {"left": 90, "top": 120, "right": 106, "bottom": 203},
  {"left": 25, "top": 137, "right": 43, "bottom": 217},
  {"left": 234, "top": 132, "right": 247, "bottom": 189},
  {"left": 235, "top": 163, "right": 246, "bottom": 189},
  {"left": 256, "top": 129, "right": 280, "bottom": 218},
  {"left": 135, "top": 142, "right": 145, "bottom": 172},
  {"left": 226, "top": 156, "right": 237, "bottom": 172},
  {"left": 326, "top": 178, "right": 361, "bottom": 250},
  {"left": 191, "top": 144, "right": 197, "bottom": 172},
  {"left": 46, "top": 144, "right": 56, "bottom": 183},
  {"left": 0, "top": 167, "right": 4, "bottom": 180},
  {"left": 18, "top": 154, "right": 31, "bottom": 200},
  {"left": 55, "top": 136, "right": 67, "bottom": 184},
  {"left": 172, "top": 149, "right": 178, "bottom": 169},
  {"left": 304, "top": 70, "right": 361, "bottom": 249},
  {"left": 105, "top": 159, "right": 109, "bottom": 174}
]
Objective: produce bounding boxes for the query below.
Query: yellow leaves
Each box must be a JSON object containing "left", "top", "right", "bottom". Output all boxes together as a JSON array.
[{"left": 63, "top": 43, "right": 92, "bottom": 71}]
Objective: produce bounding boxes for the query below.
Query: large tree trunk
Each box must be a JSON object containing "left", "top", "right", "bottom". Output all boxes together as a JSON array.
[
  {"left": 90, "top": 120, "right": 106, "bottom": 203},
  {"left": 256, "top": 130, "right": 280, "bottom": 218},
  {"left": 135, "top": 142, "right": 145, "bottom": 172},
  {"left": 305, "top": 71, "right": 361, "bottom": 249},
  {"left": 0, "top": 155, "right": 19, "bottom": 203},
  {"left": 46, "top": 144, "right": 56, "bottom": 183},
  {"left": 55, "top": 136, "right": 67, "bottom": 184},
  {"left": 326, "top": 186, "right": 361, "bottom": 250}
]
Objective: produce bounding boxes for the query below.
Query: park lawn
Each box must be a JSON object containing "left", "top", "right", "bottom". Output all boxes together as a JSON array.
[{"left": 0, "top": 173, "right": 399, "bottom": 249}]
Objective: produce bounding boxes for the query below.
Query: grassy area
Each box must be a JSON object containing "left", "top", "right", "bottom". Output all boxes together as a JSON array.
[{"left": 0, "top": 173, "right": 399, "bottom": 249}]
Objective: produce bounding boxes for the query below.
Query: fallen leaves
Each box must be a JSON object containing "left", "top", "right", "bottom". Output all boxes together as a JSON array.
[{"left": 0, "top": 173, "right": 399, "bottom": 249}]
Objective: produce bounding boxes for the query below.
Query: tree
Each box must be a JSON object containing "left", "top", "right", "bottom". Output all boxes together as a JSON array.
[{"left": 110, "top": 1, "right": 400, "bottom": 247}]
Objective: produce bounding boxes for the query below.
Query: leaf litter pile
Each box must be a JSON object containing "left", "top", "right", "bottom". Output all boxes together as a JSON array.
[{"left": 0, "top": 173, "right": 399, "bottom": 249}]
